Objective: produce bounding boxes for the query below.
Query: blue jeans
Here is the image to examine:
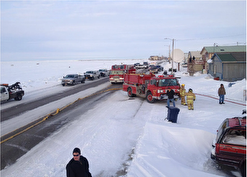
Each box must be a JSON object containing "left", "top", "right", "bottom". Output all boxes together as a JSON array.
[
  {"left": 219, "top": 95, "right": 224, "bottom": 103},
  {"left": 167, "top": 98, "right": 175, "bottom": 107}
]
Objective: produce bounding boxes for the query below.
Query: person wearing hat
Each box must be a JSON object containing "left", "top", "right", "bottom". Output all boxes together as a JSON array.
[
  {"left": 66, "top": 147, "right": 92, "bottom": 177},
  {"left": 179, "top": 84, "right": 186, "bottom": 105},
  {"left": 185, "top": 88, "right": 196, "bottom": 110},
  {"left": 218, "top": 84, "right": 226, "bottom": 104}
]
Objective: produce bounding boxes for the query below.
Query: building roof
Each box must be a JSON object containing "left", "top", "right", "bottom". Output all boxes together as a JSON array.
[
  {"left": 217, "top": 54, "right": 237, "bottom": 61},
  {"left": 188, "top": 51, "right": 201, "bottom": 58},
  {"left": 201, "top": 45, "right": 246, "bottom": 54},
  {"left": 213, "top": 53, "right": 246, "bottom": 62}
]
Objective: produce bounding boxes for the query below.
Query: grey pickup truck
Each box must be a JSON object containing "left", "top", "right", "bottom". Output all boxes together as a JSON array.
[{"left": 61, "top": 74, "right": 85, "bottom": 86}]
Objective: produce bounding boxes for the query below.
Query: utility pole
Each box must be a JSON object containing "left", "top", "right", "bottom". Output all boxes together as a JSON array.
[
  {"left": 171, "top": 39, "right": 174, "bottom": 75},
  {"left": 165, "top": 38, "right": 175, "bottom": 75}
]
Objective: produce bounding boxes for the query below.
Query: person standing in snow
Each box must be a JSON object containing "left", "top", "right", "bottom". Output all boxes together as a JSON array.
[
  {"left": 167, "top": 87, "right": 175, "bottom": 107},
  {"left": 66, "top": 147, "right": 92, "bottom": 177},
  {"left": 218, "top": 84, "right": 226, "bottom": 104},
  {"left": 180, "top": 84, "right": 186, "bottom": 105},
  {"left": 185, "top": 88, "right": 196, "bottom": 110}
]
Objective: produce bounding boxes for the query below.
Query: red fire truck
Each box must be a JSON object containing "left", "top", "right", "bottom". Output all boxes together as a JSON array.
[
  {"left": 109, "top": 64, "right": 133, "bottom": 84},
  {"left": 123, "top": 69, "right": 180, "bottom": 103}
]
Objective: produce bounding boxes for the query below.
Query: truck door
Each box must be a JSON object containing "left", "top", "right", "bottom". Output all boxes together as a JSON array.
[{"left": 0, "top": 86, "right": 9, "bottom": 101}]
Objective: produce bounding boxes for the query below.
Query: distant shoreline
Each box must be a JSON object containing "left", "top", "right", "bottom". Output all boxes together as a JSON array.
[{"left": 1, "top": 58, "right": 147, "bottom": 62}]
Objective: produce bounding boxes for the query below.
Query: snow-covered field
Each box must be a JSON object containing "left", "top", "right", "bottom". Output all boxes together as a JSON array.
[{"left": 0, "top": 59, "right": 246, "bottom": 177}]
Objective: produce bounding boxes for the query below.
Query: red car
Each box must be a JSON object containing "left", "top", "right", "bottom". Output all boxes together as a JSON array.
[{"left": 211, "top": 111, "right": 246, "bottom": 177}]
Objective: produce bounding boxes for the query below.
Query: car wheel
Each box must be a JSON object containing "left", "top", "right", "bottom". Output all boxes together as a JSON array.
[
  {"left": 15, "top": 94, "right": 22, "bottom": 101},
  {"left": 146, "top": 92, "right": 155, "bottom": 103}
]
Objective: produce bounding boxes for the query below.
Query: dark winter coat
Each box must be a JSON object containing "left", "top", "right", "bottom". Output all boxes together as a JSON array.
[
  {"left": 218, "top": 87, "right": 226, "bottom": 96},
  {"left": 167, "top": 89, "right": 175, "bottom": 99},
  {"left": 66, "top": 156, "right": 92, "bottom": 177}
]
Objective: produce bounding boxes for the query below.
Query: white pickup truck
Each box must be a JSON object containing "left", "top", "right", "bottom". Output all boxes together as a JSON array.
[{"left": 0, "top": 82, "right": 25, "bottom": 102}]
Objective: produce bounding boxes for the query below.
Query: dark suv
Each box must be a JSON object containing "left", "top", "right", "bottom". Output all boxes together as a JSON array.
[{"left": 211, "top": 111, "right": 246, "bottom": 176}]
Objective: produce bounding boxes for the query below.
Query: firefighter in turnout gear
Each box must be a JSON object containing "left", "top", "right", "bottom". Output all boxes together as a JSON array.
[
  {"left": 185, "top": 88, "right": 196, "bottom": 110},
  {"left": 180, "top": 84, "right": 186, "bottom": 105}
]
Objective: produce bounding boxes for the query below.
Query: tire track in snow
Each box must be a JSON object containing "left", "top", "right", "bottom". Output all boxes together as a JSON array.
[{"left": 195, "top": 93, "right": 246, "bottom": 106}]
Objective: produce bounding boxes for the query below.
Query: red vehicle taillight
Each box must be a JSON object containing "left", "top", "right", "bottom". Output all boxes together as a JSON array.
[{"left": 215, "top": 143, "right": 220, "bottom": 154}]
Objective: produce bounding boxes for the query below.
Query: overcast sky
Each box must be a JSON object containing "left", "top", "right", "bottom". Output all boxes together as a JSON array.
[{"left": 1, "top": 0, "right": 246, "bottom": 61}]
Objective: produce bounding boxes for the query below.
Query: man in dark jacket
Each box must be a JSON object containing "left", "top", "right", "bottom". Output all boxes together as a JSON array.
[
  {"left": 218, "top": 84, "right": 226, "bottom": 104},
  {"left": 167, "top": 87, "right": 175, "bottom": 107},
  {"left": 66, "top": 147, "right": 92, "bottom": 177}
]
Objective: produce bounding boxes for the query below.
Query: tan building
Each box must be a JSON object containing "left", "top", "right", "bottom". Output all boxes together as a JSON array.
[{"left": 187, "top": 51, "right": 203, "bottom": 75}]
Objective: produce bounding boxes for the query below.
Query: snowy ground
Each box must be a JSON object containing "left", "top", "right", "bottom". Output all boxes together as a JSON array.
[{"left": 0, "top": 59, "right": 246, "bottom": 177}]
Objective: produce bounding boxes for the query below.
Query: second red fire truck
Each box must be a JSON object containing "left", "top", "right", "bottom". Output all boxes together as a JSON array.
[
  {"left": 109, "top": 64, "right": 133, "bottom": 84},
  {"left": 123, "top": 69, "right": 180, "bottom": 103}
]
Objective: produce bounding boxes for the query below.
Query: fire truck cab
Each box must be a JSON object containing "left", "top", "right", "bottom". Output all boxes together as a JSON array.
[
  {"left": 123, "top": 69, "right": 180, "bottom": 103},
  {"left": 109, "top": 64, "right": 133, "bottom": 84}
]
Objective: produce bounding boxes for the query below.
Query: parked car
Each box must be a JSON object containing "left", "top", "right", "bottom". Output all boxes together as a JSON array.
[
  {"left": 156, "top": 65, "right": 163, "bottom": 71},
  {"left": 61, "top": 74, "right": 85, "bottom": 86},
  {"left": 143, "top": 62, "right": 149, "bottom": 66},
  {"left": 211, "top": 111, "right": 246, "bottom": 177},
  {"left": 148, "top": 65, "right": 159, "bottom": 74},
  {"left": 84, "top": 71, "right": 100, "bottom": 80},
  {"left": 99, "top": 69, "right": 109, "bottom": 77}
]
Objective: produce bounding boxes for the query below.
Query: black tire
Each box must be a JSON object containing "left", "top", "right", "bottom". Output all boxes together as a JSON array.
[
  {"left": 62, "top": 84, "right": 65, "bottom": 86},
  {"left": 14, "top": 94, "right": 22, "bottom": 101},
  {"left": 127, "top": 88, "right": 133, "bottom": 97},
  {"left": 146, "top": 92, "right": 155, "bottom": 103},
  {"left": 241, "top": 161, "right": 246, "bottom": 177}
]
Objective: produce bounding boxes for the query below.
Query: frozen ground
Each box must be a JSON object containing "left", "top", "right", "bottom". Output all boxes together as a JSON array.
[{"left": 0, "top": 59, "right": 246, "bottom": 177}]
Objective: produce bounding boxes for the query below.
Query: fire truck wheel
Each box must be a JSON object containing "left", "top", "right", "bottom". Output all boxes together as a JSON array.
[
  {"left": 127, "top": 88, "right": 133, "bottom": 97},
  {"left": 241, "top": 161, "right": 246, "bottom": 177},
  {"left": 146, "top": 92, "right": 155, "bottom": 103}
]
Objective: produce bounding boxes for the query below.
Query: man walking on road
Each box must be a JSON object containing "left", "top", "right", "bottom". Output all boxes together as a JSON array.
[
  {"left": 218, "top": 84, "right": 226, "bottom": 104},
  {"left": 66, "top": 147, "right": 92, "bottom": 177}
]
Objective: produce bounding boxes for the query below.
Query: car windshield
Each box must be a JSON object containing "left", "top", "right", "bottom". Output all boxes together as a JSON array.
[
  {"left": 109, "top": 70, "right": 124, "bottom": 75},
  {"left": 158, "top": 79, "right": 178, "bottom": 86},
  {"left": 65, "top": 75, "right": 75, "bottom": 78},
  {"left": 112, "top": 65, "right": 125, "bottom": 70},
  {"left": 86, "top": 71, "right": 93, "bottom": 74}
]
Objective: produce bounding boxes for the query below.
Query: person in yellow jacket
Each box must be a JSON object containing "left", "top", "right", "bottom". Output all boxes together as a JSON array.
[
  {"left": 185, "top": 88, "right": 196, "bottom": 110},
  {"left": 180, "top": 84, "right": 186, "bottom": 105}
]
